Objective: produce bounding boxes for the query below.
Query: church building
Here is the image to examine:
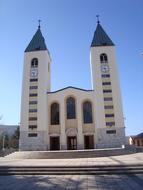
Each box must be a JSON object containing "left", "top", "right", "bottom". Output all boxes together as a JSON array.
[{"left": 19, "top": 21, "right": 125, "bottom": 151}]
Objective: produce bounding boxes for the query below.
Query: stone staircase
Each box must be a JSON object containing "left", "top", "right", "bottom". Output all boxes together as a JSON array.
[
  {"left": 2, "top": 147, "right": 143, "bottom": 175},
  {"left": 0, "top": 164, "right": 143, "bottom": 175},
  {"left": 5, "top": 147, "right": 138, "bottom": 159}
]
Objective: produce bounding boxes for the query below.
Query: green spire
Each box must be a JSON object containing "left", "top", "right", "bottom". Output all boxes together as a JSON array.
[
  {"left": 25, "top": 27, "right": 47, "bottom": 52},
  {"left": 91, "top": 22, "right": 114, "bottom": 47}
]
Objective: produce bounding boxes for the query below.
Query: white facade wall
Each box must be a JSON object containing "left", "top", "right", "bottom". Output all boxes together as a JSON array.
[{"left": 47, "top": 88, "right": 95, "bottom": 150}]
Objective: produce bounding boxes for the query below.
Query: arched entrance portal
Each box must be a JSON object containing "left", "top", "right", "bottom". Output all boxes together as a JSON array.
[{"left": 66, "top": 128, "right": 77, "bottom": 150}]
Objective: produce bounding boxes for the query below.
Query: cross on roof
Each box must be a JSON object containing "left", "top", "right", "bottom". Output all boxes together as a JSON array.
[
  {"left": 38, "top": 19, "right": 41, "bottom": 29},
  {"left": 96, "top": 15, "right": 100, "bottom": 24}
]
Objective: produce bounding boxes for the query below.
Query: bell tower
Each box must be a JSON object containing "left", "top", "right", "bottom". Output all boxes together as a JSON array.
[
  {"left": 90, "top": 19, "right": 125, "bottom": 148},
  {"left": 19, "top": 23, "right": 51, "bottom": 150}
]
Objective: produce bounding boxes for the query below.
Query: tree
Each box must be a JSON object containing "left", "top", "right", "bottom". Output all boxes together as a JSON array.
[
  {"left": 0, "top": 135, "right": 3, "bottom": 150},
  {"left": 12, "top": 127, "right": 19, "bottom": 139},
  {"left": 0, "top": 133, "right": 10, "bottom": 150},
  {"left": 4, "top": 134, "right": 10, "bottom": 148},
  {"left": 10, "top": 127, "right": 19, "bottom": 149}
]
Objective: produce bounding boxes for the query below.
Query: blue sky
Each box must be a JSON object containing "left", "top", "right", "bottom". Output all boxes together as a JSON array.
[{"left": 0, "top": 0, "right": 143, "bottom": 136}]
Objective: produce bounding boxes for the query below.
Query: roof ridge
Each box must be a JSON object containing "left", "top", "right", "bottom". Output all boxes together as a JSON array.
[{"left": 47, "top": 86, "right": 93, "bottom": 94}]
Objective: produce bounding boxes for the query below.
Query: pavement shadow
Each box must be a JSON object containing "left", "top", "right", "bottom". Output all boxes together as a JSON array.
[
  {"left": 0, "top": 174, "right": 85, "bottom": 190},
  {"left": 92, "top": 174, "right": 143, "bottom": 190},
  {"left": 0, "top": 174, "right": 143, "bottom": 190}
]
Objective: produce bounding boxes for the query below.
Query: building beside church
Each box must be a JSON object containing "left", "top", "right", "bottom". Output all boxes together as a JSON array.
[
  {"left": 19, "top": 21, "right": 125, "bottom": 151},
  {"left": 129, "top": 133, "right": 143, "bottom": 147}
]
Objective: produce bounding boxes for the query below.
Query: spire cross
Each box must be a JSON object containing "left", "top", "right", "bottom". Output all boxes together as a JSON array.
[
  {"left": 38, "top": 19, "right": 41, "bottom": 29},
  {"left": 96, "top": 15, "right": 100, "bottom": 24}
]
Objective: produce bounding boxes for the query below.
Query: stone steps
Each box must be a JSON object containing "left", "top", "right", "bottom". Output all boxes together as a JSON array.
[
  {"left": 5, "top": 147, "right": 136, "bottom": 159},
  {"left": 0, "top": 165, "right": 143, "bottom": 175}
]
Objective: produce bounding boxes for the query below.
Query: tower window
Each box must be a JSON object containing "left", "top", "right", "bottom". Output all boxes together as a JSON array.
[
  {"left": 101, "top": 74, "right": 110, "bottom": 78},
  {"left": 104, "top": 97, "right": 113, "bottom": 101},
  {"left": 29, "top": 101, "right": 37, "bottom": 105},
  {"left": 106, "top": 130, "right": 116, "bottom": 134},
  {"left": 100, "top": 53, "right": 108, "bottom": 63},
  {"left": 29, "top": 109, "right": 37, "bottom": 113},
  {"left": 29, "top": 86, "right": 38, "bottom": 90},
  {"left": 29, "top": 117, "right": 37, "bottom": 121},
  {"left": 28, "top": 133, "right": 37, "bottom": 137},
  {"left": 103, "top": 89, "right": 112, "bottom": 93},
  {"left": 102, "top": 82, "right": 111, "bottom": 85},
  {"left": 31, "top": 58, "right": 38, "bottom": 68},
  {"left": 106, "top": 122, "right": 115, "bottom": 127},
  {"left": 29, "top": 93, "right": 38, "bottom": 97},
  {"left": 105, "top": 114, "right": 114, "bottom": 117},
  {"left": 30, "top": 78, "right": 38, "bottom": 82},
  {"left": 104, "top": 105, "right": 114, "bottom": 109},
  {"left": 29, "top": 125, "right": 37, "bottom": 129}
]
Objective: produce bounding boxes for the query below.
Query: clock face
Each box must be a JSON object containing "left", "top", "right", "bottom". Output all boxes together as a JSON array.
[
  {"left": 30, "top": 68, "right": 38, "bottom": 78},
  {"left": 101, "top": 65, "right": 109, "bottom": 73}
]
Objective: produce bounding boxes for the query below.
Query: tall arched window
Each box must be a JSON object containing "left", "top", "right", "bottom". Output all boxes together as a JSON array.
[
  {"left": 66, "top": 97, "right": 76, "bottom": 119},
  {"left": 51, "top": 103, "right": 60, "bottom": 125},
  {"left": 83, "top": 101, "right": 93, "bottom": 123},
  {"left": 31, "top": 58, "right": 38, "bottom": 68},
  {"left": 100, "top": 53, "right": 108, "bottom": 63}
]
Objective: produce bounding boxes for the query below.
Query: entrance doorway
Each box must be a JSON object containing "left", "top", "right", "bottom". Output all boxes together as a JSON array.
[
  {"left": 84, "top": 135, "right": 94, "bottom": 149},
  {"left": 50, "top": 136, "right": 60, "bottom": 150},
  {"left": 67, "top": 136, "right": 77, "bottom": 150}
]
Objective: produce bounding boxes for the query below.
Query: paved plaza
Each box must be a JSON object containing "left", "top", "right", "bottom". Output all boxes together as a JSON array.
[
  {"left": 0, "top": 174, "right": 143, "bottom": 190},
  {"left": 0, "top": 153, "right": 142, "bottom": 189}
]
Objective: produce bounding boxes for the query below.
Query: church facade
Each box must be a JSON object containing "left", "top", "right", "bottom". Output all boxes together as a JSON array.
[{"left": 19, "top": 21, "right": 125, "bottom": 151}]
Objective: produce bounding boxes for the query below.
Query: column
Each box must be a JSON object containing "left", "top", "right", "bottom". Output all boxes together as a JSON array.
[
  {"left": 92, "top": 97, "right": 97, "bottom": 148},
  {"left": 77, "top": 100, "right": 84, "bottom": 149},
  {"left": 60, "top": 98, "right": 66, "bottom": 150}
]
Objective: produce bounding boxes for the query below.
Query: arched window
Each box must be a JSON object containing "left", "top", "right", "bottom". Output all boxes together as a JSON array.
[
  {"left": 100, "top": 53, "right": 108, "bottom": 63},
  {"left": 66, "top": 97, "right": 76, "bottom": 119},
  {"left": 83, "top": 101, "right": 93, "bottom": 123},
  {"left": 51, "top": 103, "right": 60, "bottom": 125},
  {"left": 31, "top": 58, "right": 38, "bottom": 68}
]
